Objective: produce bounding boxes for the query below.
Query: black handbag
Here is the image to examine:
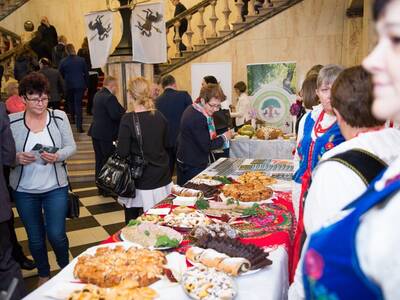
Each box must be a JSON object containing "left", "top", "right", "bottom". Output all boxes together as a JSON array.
[
  {"left": 96, "top": 113, "right": 146, "bottom": 197},
  {"left": 67, "top": 185, "right": 80, "bottom": 219},
  {"left": 52, "top": 110, "right": 80, "bottom": 219}
]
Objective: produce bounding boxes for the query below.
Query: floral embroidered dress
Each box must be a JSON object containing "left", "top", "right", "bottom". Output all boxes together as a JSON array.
[
  {"left": 291, "top": 105, "right": 344, "bottom": 280},
  {"left": 303, "top": 169, "right": 400, "bottom": 300}
]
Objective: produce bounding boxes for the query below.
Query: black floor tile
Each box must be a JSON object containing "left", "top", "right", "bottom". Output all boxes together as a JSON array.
[
  {"left": 103, "top": 222, "right": 126, "bottom": 236},
  {"left": 66, "top": 216, "right": 100, "bottom": 232},
  {"left": 24, "top": 270, "right": 60, "bottom": 294},
  {"left": 85, "top": 202, "right": 123, "bottom": 215},
  {"left": 69, "top": 242, "right": 99, "bottom": 257}
]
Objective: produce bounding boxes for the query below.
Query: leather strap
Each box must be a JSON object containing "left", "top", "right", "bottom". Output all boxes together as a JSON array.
[
  {"left": 132, "top": 112, "right": 144, "bottom": 159},
  {"left": 326, "top": 148, "right": 388, "bottom": 186}
]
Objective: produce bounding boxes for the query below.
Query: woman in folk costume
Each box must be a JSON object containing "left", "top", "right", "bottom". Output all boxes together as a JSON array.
[
  {"left": 301, "top": 0, "right": 400, "bottom": 299},
  {"left": 291, "top": 65, "right": 345, "bottom": 279}
]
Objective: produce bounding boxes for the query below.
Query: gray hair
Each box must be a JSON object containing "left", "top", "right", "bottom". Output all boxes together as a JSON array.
[{"left": 317, "top": 64, "right": 344, "bottom": 88}]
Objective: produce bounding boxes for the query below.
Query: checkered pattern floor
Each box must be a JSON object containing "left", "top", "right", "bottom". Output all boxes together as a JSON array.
[{"left": 13, "top": 195, "right": 125, "bottom": 292}]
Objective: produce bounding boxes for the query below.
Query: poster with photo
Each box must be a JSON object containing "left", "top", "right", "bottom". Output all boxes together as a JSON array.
[{"left": 247, "top": 62, "right": 297, "bottom": 133}]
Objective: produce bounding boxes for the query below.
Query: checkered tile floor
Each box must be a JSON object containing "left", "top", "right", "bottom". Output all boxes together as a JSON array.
[{"left": 13, "top": 195, "right": 125, "bottom": 292}]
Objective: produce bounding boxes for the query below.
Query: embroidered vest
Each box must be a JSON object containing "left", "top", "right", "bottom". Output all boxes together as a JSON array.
[
  {"left": 303, "top": 175, "right": 400, "bottom": 300},
  {"left": 293, "top": 112, "right": 344, "bottom": 185}
]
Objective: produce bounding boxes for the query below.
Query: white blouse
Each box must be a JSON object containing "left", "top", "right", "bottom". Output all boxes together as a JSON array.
[
  {"left": 289, "top": 128, "right": 400, "bottom": 300},
  {"left": 230, "top": 93, "right": 252, "bottom": 127}
]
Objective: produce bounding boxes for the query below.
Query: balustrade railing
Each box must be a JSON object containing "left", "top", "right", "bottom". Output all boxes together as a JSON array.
[{"left": 164, "top": 0, "right": 293, "bottom": 64}]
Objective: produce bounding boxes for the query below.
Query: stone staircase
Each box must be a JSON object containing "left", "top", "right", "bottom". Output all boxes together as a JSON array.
[
  {"left": 0, "top": 0, "right": 30, "bottom": 21},
  {"left": 160, "top": 0, "right": 304, "bottom": 75},
  {"left": 67, "top": 115, "right": 97, "bottom": 198}
]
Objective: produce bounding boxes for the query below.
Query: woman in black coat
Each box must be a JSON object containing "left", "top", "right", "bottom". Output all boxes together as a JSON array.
[
  {"left": 177, "top": 83, "right": 233, "bottom": 185},
  {"left": 117, "top": 77, "right": 172, "bottom": 224}
]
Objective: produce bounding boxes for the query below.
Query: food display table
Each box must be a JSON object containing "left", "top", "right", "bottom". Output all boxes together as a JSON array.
[
  {"left": 230, "top": 138, "right": 296, "bottom": 160},
  {"left": 25, "top": 159, "right": 296, "bottom": 300}
]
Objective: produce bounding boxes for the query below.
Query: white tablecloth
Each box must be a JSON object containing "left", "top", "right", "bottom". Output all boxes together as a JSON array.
[
  {"left": 24, "top": 246, "right": 288, "bottom": 300},
  {"left": 230, "top": 139, "right": 296, "bottom": 159}
]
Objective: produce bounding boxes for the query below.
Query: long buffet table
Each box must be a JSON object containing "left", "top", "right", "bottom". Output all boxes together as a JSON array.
[
  {"left": 25, "top": 158, "right": 296, "bottom": 300},
  {"left": 230, "top": 138, "right": 296, "bottom": 160}
]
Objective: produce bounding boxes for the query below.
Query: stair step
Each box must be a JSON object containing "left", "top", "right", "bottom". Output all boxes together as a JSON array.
[
  {"left": 69, "top": 170, "right": 95, "bottom": 183},
  {"left": 71, "top": 124, "right": 91, "bottom": 132},
  {"left": 73, "top": 133, "right": 91, "bottom": 142},
  {"left": 76, "top": 141, "right": 93, "bottom": 151},
  {"left": 71, "top": 150, "right": 95, "bottom": 160},
  {"left": 67, "top": 159, "right": 95, "bottom": 171}
]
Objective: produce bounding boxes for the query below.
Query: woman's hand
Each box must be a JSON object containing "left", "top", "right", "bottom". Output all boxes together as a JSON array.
[
  {"left": 16, "top": 152, "right": 36, "bottom": 165},
  {"left": 223, "top": 129, "right": 234, "bottom": 140},
  {"left": 41, "top": 152, "right": 59, "bottom": 164}
]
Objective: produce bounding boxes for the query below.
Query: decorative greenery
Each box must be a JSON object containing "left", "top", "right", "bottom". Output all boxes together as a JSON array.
[
  {"left": 213, "top": 176, "right": 231, "bottom": 184},
  {"left": 127, "top": 219, "right": 141, "bottom": 227},
  {"left": 226, "top": 198, "right": 240, "bottom": 206},
  {"left": 155, "top": 235, "right": 180, "bottom": 248},
  {"left": 242, "top": 203, "right": 265, "bottom": 217},
  {"left": 144, "top": 230, "right": 150, "bottom": 236},
  {"left": 195, "top": 198, "right": 210, "bottom": 210}
]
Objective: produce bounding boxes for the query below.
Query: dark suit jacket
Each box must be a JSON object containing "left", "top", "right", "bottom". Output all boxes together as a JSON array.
[
  {"left": 39, "top": 66, "right": 65, "bottom": 102},
  {"left": 0, "top": 103, "right": 16, "bottom": 223},
  {"left": 88, "top": 88, "right": 125, "bottom": 141},
  {"left": 174, "top": 3, "right": 188, "bottom": 35},
  {"left": 177, "top": 106, "right": 224, "bottom": 168},
  {"left": 59, "top": 55, "right": 89, "bottom": 90},
  {"left": 155, "top": 88, "right": 192, "bottom": 148}
]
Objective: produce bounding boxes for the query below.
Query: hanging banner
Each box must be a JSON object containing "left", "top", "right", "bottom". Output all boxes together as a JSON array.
[
  {"left": 84, "top": 11, "right": 113, "bottom": 68},
  {"left": 247, "top": 62, "right": 297, "bottom": 133},
  {"left": 131, "top": 2, "right": 167, "bottom": 64}
]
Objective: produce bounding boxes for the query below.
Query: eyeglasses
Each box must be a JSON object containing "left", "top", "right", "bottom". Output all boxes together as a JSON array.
[
  {"left": 25, "top": 95, "right": 50, "bottom": 103},
  {"left": 207, "top": 103, "right": 221, "bottom": 110}
]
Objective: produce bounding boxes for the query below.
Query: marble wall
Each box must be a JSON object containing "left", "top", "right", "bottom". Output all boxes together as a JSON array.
[{"left": 169, "top": 0, "right": 366, "bottom": 98}]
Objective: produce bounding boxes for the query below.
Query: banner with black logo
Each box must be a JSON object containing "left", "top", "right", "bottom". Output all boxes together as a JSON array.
[
  {"left": 84, "top": 11, "right": 113, "bottom": 68},
  {"left": 131, "top": 2, "right": 167, "bottom": 64}
]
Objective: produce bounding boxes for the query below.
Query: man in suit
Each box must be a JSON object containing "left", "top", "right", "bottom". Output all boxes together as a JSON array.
[
  {"left": 0, "top": 103, "right": 27, "bottom": 299},
  {"left": 59, "top": 44, "right": 88, "bottom": 132},
  {"left": 156, "top": 75, "right": 192, "bottom": 175},
  {"left": 88, "top": 76, "right": 125, "bottom": 196},
  {"left": 39, "top": 58, "right": 65, "bottom": 110}
]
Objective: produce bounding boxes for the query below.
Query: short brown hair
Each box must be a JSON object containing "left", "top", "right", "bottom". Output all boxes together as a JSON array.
[
  {"left": 199, "top": 83, "right": 226, "bottom": 103},
  {"left": 331, "top": 66, "right": 385, "bottom": 128},
  {"left": 301, "top": 74, "right": 319, "bottom": 109},
  {"left": 161, "top": 74, "right": 176, "bottom": 88},
  {"left": 103, "top": 76, "right": 117, "bottom": 86},
  {"left": 65, "top": 44, "right": 76, "bottom": 55},
  {"left": 234, "top": 81, "right": 247, "bottom": 93}
]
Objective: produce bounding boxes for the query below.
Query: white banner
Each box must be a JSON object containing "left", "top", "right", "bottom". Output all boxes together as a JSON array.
[
  {"left": 84, "top": 11, "right": 113, "bottom": 68},
  {"left": 131, "top": 2, "right": 167, "bottom": 64}
]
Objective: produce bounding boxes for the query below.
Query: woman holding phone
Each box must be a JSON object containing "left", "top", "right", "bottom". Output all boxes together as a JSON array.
[{"left": 9, "top": 72, "right": 76, "bottom": 286}]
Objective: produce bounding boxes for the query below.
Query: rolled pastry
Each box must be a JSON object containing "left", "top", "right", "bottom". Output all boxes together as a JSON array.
[
  {"left": 186, "top": 247, "right": 204, "bottom": 263},
  {"left": 199, "top": 249, "right": 229, "bottom": 268},
  {"left": 218, "top": 257, "right": 251, "bottom": 276}
]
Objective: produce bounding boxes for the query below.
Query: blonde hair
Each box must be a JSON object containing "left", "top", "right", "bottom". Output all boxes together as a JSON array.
[
  {"left": 6, "top": 82, "right": 18, "bottom": 97},
  {"left": 127, "top": 77, "right": 155, "bottom": 112}
]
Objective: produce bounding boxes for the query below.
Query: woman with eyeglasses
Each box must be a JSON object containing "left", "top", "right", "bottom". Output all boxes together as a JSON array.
[
  {"left": 176, "top": 83, "right": 233, "bottom": 185},
  {"left": 9, "top": 72, "right": 76, "bottom": 287}
]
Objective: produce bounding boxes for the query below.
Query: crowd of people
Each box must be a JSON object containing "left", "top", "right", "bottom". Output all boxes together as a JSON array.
[{"left": 0, "top": 0, "right": 400, "bottom": 298}]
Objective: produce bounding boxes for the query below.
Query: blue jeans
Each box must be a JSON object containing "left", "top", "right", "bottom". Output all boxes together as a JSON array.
[{"left": 13, "top": 187, "right": 69, "bottom": 277}]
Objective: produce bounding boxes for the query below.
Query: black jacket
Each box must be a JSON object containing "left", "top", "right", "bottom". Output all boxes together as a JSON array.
[
  {"left": 38, "top": 24, "right": 58, "bottom": 48},
  {"left": 52, "top": 43, "right": 67, "bottom": 68},
  {"left": 177, "top": 106, "right": 225, "bottom": 168},
  {"left": 39, "top": 66, "right": 65, "bottom": 102},
  {"left": 117, "top": 111, "right": 171, "bottom": 190},
  {"left": 155, "top": 88, "right": 192, "bottom": 148},
  {"left": 0, "top": 103, "right": 16, "bottom": 223},
  {"left": 88, "top": 88, "right": 125, "bottom": 141},
  {"left": 59, "top": 55, "right": 89, "bottom": 90}
]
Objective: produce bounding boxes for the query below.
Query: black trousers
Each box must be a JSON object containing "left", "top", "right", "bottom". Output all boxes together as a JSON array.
[
  {"left": 67, "top": 88, "right": 85, "bottom": 130},
  {"left": 92, "top": 138, "right": 115, "bottom": 183},
  {"left": 0, "top": 221, "right": 26, "bottom": 300},
  {"left": 86, "top": 74, "right": 98, "bottom": 115}
]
